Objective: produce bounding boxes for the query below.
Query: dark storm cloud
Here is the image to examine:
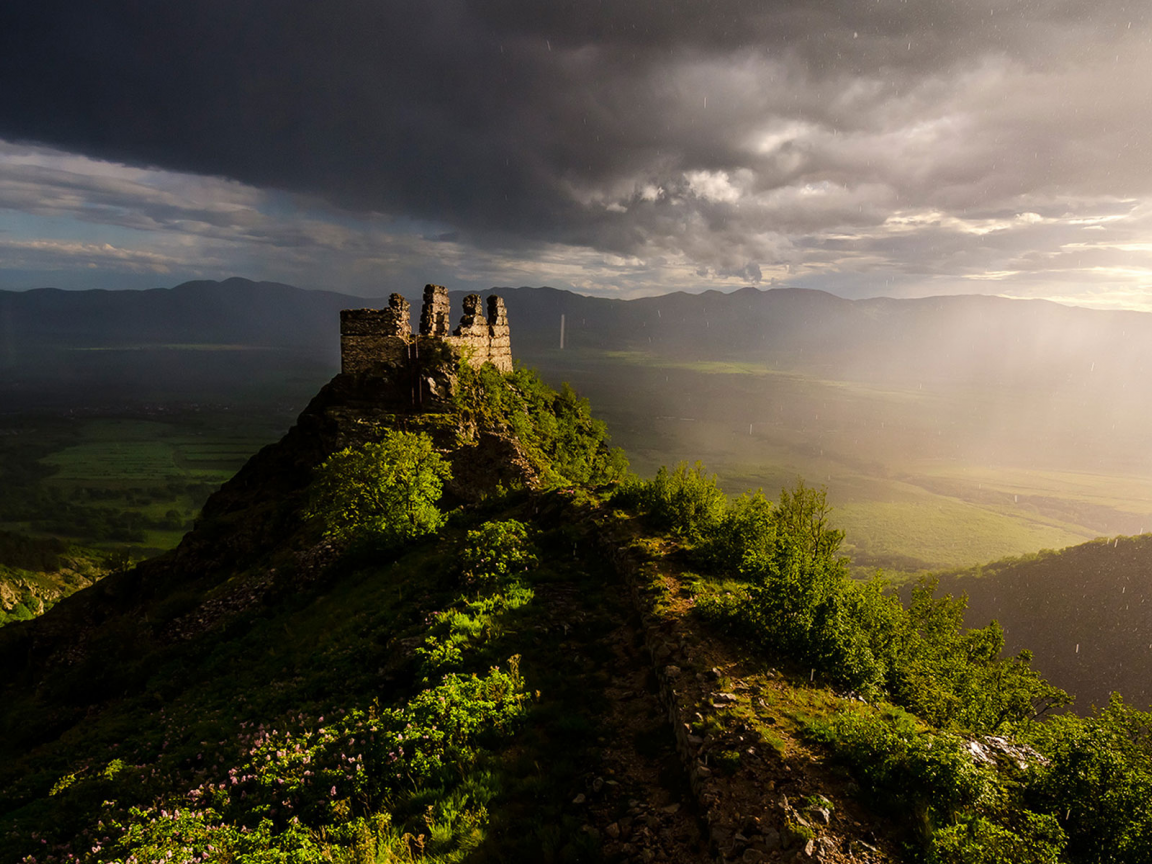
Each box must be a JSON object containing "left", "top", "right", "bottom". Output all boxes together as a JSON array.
[{"left": 0, "top": 0, "right": 1149, "bottom": 286}]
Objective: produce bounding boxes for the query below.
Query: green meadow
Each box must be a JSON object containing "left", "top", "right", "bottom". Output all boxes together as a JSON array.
[{"left": 0, "top": 411, "right": 288, "bottom": 556}]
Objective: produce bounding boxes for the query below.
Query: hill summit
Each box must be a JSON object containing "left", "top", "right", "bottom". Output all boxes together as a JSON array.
[{"left": 6, "top": 289, "right": 1152, "bottom": 864}]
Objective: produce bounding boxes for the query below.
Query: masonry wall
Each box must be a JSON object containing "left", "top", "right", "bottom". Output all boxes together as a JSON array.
[
  {"left": 486, "top": 295, "right": 513, "bottom": 372},
  {"left": 340, "top": 294, "right": 411, "bottom": 374}
]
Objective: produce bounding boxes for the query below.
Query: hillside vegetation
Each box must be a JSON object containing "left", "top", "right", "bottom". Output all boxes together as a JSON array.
[
  {"left": 616, "top": 463, "right": 1152, "bottom": 863},
  {"left": 2, "top": 356, "right": 1152, "bottom": 863},
  {"left": 0, "top": 531, "right": 110, "bottom": 627}
]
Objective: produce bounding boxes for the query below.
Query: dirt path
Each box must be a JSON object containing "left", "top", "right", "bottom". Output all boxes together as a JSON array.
[{"left": 587, "top": 507, "right": 900, "bottom": 864}]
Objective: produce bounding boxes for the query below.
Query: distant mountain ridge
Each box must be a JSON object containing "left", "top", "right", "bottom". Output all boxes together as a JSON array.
[
  {"left": 0, "top": 278, "right": 353, "bottom": 358},
  {"left": 7, "top": 277, "right": 1152, "bottom": 386}
]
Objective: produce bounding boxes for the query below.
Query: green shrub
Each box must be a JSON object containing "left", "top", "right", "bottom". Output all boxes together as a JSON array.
[
  {"left": 931, "top": 813, "right": 1065, "bottom": 864},
  {"left": 304, "top": 430, "right": 451, "bottom": 547},
  {"left": 808, "top": 709, "right": 995, "bottom": 829},
  {"left": 1025, "top": 695, "right": 1152, "bottom": 864},
  {"left": 735, "top": 483, "right": 898, "bottom": 693},
  {"left": 626, "top": 461, "right": 727, "bottom": 541},
  {"left": 696, "top": 489, "right": 776, "bottom": 574},
  {"left": 664, "top": 474, "right": 1067, "bottom": 724},
  {"left": 460, "top": 519, "right": 537, "bottom": 589},
  {"left": 886, "top": 581, "right": 1069, "bottom": 731},
  {"left": 453, "top": 362, "right": 627, "bottom": 487}
]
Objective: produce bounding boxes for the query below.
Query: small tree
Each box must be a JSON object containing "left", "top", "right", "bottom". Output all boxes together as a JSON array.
[{"left": 305, "top": 431, "right": 451, "bottom": 547}]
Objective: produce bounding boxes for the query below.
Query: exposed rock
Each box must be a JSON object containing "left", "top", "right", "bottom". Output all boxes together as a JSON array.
[
  {"left": 965, "top": 735, "right": 1050, "bottom": 771},
  {"left": 760, "top": 827, "right": 781, "bottom": 851}
]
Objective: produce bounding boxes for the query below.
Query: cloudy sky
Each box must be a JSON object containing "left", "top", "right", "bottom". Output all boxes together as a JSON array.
[{"left": 1, "top": 0, "right": 1150, "bottom": 304}]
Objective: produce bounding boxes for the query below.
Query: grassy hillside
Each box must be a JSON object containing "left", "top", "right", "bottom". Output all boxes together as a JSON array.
[
  {"left": 5, "top": 350, "right": 1152, "bottom": 862},
  {"left": 0, "top": 490, "right": 643, "bottom": 863},
  {"left": 0, "top": 531, "right": 109, "bottom": 627}
]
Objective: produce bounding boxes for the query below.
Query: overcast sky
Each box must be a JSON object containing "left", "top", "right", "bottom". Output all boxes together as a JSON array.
[{"left": 1, "top": 1, "right": 1150, "bottom": 305}]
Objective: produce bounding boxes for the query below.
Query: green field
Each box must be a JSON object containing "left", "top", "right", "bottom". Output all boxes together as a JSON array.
[{"left": 0, "top": 411, "right": 288, "bottom": 556}]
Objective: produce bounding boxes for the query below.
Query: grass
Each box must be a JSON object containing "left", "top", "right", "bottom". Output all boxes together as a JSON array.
[
  {"left": 42, "top": 419, "right": 266, "bottom": 485},
  {"left": 834, "top": 494, "right": 1092, "bottom": 572},
  {"left": 0, "top": 493, "right": 627, "bottom": 863},
  {"left": 533, "top": 349, "right": 1152, "bottom": 574},
  {"left": 43, "top": 440, "right": 186, "bottom": 482}
]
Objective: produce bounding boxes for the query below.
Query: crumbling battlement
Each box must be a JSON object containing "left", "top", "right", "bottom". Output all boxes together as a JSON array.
[
  {"left": 340, "top": 284, "right": 513, "bottom": 375},
  {"left": 340, "top": 294, "right": 412, "bottom": 374}
]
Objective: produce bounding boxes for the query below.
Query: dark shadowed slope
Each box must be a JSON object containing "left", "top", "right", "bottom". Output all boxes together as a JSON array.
[{"left": 936, "top": 534, "right": 1152, "bottom": 712}]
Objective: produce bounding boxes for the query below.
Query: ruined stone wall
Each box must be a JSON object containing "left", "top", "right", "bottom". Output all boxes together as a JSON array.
[
  {"left": 340, "top": 294, "right": 411, "bottom": 374},
  {"left": 340, "top": 284, "right": 513, "bottom": 376},
  {"left": 443, "top": 293, "right": 493, "bottom": 368},
  {"left": 486, "top": 295, "right": 513, "bottom": 372},
  {"left": 419, "top": 284, "right": 452, "bottom": 337},
  {"left": 438, "top": 292, "right": 514, "bottom": 373}
]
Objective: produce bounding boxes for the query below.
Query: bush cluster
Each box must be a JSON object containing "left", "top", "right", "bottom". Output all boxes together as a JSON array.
[
  {"left": 1024, "top": 695, "right": 1152, "bottom": 864},
  {"left": 620, "top": 465, "right": 1067, "bottom": 729},
  {"left": 459, "top": 519, "right": 537, "bottom": 590},
  {"left": 453, "top": 362, "right": 628, "bottom": 487},
  {"left": 620, "top": 461, "right": 1152, "bottom": 862}
]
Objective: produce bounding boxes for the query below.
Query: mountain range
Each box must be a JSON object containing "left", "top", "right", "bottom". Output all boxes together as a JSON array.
[{"left": 5, "top": 277, "right": 1152, "bottom": 390}]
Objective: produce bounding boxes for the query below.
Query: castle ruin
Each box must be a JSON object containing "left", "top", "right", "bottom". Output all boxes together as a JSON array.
[{"left": 340, "top": 284, "right": 513, "bottom": 376}]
